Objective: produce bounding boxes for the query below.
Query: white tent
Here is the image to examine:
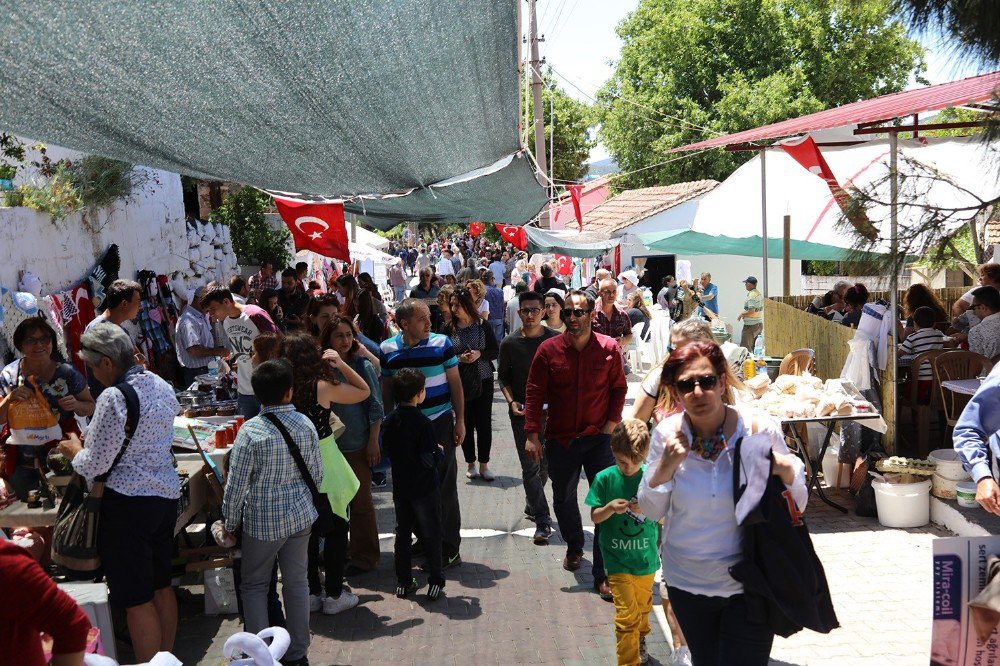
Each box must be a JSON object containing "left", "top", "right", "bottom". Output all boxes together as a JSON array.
[{"left": 640, "top": 135, "right": 1000, "bottom": 258}]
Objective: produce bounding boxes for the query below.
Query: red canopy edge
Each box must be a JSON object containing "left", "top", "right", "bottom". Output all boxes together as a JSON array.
[{"left": 668, "top": 70, "right": 1000, "bottom": 152}]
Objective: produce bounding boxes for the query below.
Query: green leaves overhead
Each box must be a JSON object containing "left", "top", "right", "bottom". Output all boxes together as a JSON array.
[{"left": 598, "top": 0, "right": 925, "bottom": 188}]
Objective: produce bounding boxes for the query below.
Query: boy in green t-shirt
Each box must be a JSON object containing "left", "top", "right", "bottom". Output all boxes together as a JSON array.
[{"left": 586, "top": 418, "right": 660, "bottom": 666}]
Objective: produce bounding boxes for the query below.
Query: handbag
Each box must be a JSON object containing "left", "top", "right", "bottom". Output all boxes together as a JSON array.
[
  {"left": 51, "top": 381, "right": 140, "bottom": 577},
  {"left": 458, "top": 359, "right": 482, "bottom": 401},
  {"left": 728, "top": 437, "right": 839, "bottom": 638},
  {"left": 262, "top": 413, "right": 336, "bottom": 535}
]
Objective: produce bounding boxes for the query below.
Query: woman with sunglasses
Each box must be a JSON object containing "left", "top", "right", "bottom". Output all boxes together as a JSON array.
[
  {"left": 0, "top": 318, "right": 95, "bottom": 500},
  {"left": 542, "top": 290, "right": 566, "bottom": 333},
  {"left": 638, "top": 341, "right": 806, "bottom": 666},
  {"left": 445, "top": 288, "right": 499, "bottom": 481}
]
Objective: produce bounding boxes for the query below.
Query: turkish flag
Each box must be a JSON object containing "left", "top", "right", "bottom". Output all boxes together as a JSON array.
[
  {"left": 494, "top": 224, "right": 527, "bottom": 250},
  {"left": 273, "top": 198, "right": 351, "bottom": 261},
  {"left": 779, "top": 136, "right": 878, "bottom": 241},
  {"left": 555, "top": 254, "right": 573, "bottom": 275},
  {"left": 567, "top": 184, "right": 585, "bottom": 231},
  {"left": 469, "top": 222, "right": 486, "bottom": 237}
]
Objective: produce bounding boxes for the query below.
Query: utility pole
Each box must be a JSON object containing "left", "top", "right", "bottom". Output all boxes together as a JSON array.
[{"left": 527, "top": 0, "right": 549, "bottom": 227}]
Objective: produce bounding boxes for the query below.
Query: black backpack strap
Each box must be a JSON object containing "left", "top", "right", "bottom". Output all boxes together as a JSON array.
[
  {"left": 731, "top": 436, "right": 746, "bottom": 504},
  {"left": 95, "top": 378, "right": 141, "bottom": 482},
  {"left": 262, "top": 412, "right": 321, "bottom": 497}
]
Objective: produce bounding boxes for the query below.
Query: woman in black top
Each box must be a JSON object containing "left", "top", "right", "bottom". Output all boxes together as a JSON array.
[
  {"left": 277, "top": 333, "right": 370, "bottom": 616},
  {"left": 446, "top": 287, "right": 499, "bottom": 481}
]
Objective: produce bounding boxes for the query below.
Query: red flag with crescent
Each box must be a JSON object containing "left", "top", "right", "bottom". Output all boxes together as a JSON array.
[
  {"left": 555, "top": 254, "right": 573, "bottom": 275},
  {"left": 273, "top": 198, "right": 351, "bottom": 261},
  {"left": 494, "top": 224, "right": 527, "bottom": 250},
  {"left": 567, "top": 184, "right": 585, "bottom": 231},
  {"left": 469, "top": 222, "right": 486, "bottom": 237},
  {"left": 778, "top": 136, "right": 878, "bottom": 241}
]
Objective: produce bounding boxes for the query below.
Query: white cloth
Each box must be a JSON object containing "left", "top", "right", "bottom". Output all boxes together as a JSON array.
[
  {"left": 638, "top": 406, "right": 806, "bottom": 597},
  {"left": 857, "top": 303, "right": 891, "bottom": 370},
  {"left": 436, "top": 258, "right": 455, "bottom": 277}
]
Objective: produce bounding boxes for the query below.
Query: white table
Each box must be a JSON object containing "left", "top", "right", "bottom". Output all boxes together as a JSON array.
[{"left": 942, "top": 378, "right": 983, "bottom": 396}]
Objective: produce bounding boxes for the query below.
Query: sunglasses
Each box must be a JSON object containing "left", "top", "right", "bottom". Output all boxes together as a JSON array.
[
  {"left": 561, "top": 307, "right": 591, "bottom": 318},
  {"left": 519, "top": 307, "right": 542, "bottom": 315},
  {"left": 675, "top": 375, "right": 719, "bottom": 394}
]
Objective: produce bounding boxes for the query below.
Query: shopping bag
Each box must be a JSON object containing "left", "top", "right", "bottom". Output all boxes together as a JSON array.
[{"left": 7, "top": 376, "right": 61, "bottom": 445}]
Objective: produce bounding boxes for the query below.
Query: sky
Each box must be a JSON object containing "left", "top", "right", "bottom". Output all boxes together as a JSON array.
[{"left": 532, "top": 0, "right": 993, "bottom": 162}]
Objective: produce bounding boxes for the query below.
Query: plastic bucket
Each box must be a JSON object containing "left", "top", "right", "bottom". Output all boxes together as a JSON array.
[
  {"left": 956, "top": 481, "right": 979, "bottom": 509},
  {"left": 873, "top": 479, "right": 931, "bottom": 528},
  {"left": 929, "top": 449, "right": 970, "bottom": 499},
  {"left": 821, "top": 446, "right": 847, "bottom": 488}
]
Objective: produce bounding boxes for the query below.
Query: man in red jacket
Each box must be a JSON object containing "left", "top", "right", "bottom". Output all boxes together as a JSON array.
[
  {"left": 0, "top": 539, "right": 91, "bottom": 665},
  {"left": 524, "top": 289, "right": 628, "bottom": 600}
]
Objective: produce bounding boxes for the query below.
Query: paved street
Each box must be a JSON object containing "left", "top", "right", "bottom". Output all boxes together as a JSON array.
[{"left": 171, "top": 378, "right": 951, "bottom": 665}]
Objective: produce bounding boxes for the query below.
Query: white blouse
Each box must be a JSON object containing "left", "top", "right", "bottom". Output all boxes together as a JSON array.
[
  {"left": 638, "top": 406, "right": 806, "bottom": 598},
  {"left": 72, "top": 368, "right": 181, "bottom": 499}
]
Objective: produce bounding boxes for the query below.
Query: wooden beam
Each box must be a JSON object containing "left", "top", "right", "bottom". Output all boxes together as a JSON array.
[{"left": 854, "top": 121, "right": 989, "bottom": 135}]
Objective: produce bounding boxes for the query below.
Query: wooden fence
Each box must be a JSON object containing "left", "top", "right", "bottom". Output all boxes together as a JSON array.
[
  {"left": 771, "top": 287, "right": 968, "bottom": 314},
  {"left": 763, "top": 298, "right": 896, "bottom": 450}
]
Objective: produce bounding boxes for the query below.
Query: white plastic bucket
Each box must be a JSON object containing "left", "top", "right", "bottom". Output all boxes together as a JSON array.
[
  {"left": 821, "top": 446, "right": 848, "bottom": 488},
  {"left": 956, "top": 481, "right": 979, "bottom": 509},
  {"left": 929, "top": 449, "right": 970, "bottom": 499},
  {"left": 873, "top": 479, "right": 932, "bottom": 528}
]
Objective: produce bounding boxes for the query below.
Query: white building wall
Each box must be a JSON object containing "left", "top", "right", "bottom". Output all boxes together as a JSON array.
[{"left": 0, "top": 140, "right": 187, "bottom": 294}]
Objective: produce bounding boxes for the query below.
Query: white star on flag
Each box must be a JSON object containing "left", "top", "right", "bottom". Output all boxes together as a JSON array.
[{"left": 309, "top": 231, "right": 323, "bottom": 240}]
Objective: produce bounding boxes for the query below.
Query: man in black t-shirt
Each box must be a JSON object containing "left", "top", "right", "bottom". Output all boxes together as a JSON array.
[{"left": 497, "top": 290, "right": 557, "bottom": 544}]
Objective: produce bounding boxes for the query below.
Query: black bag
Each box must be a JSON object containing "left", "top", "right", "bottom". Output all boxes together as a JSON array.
[
  {"left": 457, "top": 360, "right": 482, "bottom": 401},
  {"left": 728, "top": 437, "right": 839, "bottom": 638},
  {"left": 51, "top": 381, "right": 140, "bottom": 577},
  {"left": 262, "top": 413, "right": 335, "bottom": 535}
]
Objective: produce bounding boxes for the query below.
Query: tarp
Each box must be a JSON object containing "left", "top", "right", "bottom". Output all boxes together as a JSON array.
[
  {"left": 0, "top": 1, "right": 546, "bottom": 224},
  {"left": 639, "top": 136, "right": 1000, "bottom": 258},
  {"left": 525, "top": 226, "right": 619, "bottom": 258}
]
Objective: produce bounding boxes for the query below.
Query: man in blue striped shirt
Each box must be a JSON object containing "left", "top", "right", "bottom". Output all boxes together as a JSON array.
[{"left": 381, "top": 299, "right": 466, "bottom": 567}]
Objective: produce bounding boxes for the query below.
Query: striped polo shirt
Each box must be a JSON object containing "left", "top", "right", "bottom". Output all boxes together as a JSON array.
[
  {"left": 380, "top": 332, "right": 458, "bottom": 420},
  {"left": 899, "top": 327, "right": 946, "bottom": 380}
]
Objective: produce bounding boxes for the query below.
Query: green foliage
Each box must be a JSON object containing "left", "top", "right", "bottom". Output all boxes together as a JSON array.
[
  {"left": 3, "top": 187, "right": 26, "bottom": 207},
  {"left": 804, "top": 260, "right": 838, "bottom": 276},
  {"left": 22, "top": 163, "right": 82, "bottom": 220},
  {"left": 0, "top": 164, "right": 15, "bottom": 180},
  {"left": 898, "top": 0, "right": 1000, "bottom": 66},
  {"left": 522, "top": 71, "right": 594, "bottom": 183},
  {"left": 75, "top": 156, "right": 137, "bottom": 209},
  {"left": 598, "top": 0, "right": 925, "bottom": 188},
  {"left": 210, "top": 187, "right": 290, "bottom": 267}
]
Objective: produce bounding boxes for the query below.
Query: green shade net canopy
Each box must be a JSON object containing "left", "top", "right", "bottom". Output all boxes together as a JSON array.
[
  {"left": 0, "top": 0, "right": 546, "bottom": 225},
  {"left": 637, "top": 229, "right": 891, "bottom": 261},
  {"left": 524, "top": 226, "right": 619, "bottom": 258}
]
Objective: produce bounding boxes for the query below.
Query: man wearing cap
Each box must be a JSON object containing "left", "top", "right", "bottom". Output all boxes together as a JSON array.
[{"left": 737, "top": 276, "right": 764, "bottom": 350}]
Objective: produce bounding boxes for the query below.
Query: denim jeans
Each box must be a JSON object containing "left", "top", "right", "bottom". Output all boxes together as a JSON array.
[
  {"left": 545, "top": 434, "right": 615, "bottom": 581},
  {"left": 509, "top": 414, "right": 550, "bottom": 525},
  {"left": 392, "top": 285, "right": 406, "bottom": 303},
  {"left": 667, "top": 586, "right": 775, "bottom": 666},
  {"left": 489, "top": 319, "right": 505, "bottom": 344},
  {"left": 237, "top": 393, "right": 260, "bottom": 419},
  {"left": 395, "top": 490, "right": 444, "bottom": 586}
]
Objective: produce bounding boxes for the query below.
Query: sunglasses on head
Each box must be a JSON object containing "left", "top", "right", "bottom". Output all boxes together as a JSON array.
[
  {"left": 675, "top": 375, "right": 719, "bottom": 394},
  {"left": 561, "top": 307, "right": 590, "bottom": 318}
]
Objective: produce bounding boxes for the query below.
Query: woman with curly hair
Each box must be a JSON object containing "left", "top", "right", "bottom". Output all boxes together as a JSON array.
[
  {"left": 900, "top": 283, "right": 948, "bottom": 341},
  {"left": 276, "top": 333, "right": 371, "bottom": 616}
]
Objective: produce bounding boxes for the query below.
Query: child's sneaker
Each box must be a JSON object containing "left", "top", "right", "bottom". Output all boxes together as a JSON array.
[
  {"left": 395, "top": 578, "right": 419, "bottom": 598},
  {"left": 639, "top": 636, "right": 649, "bottom": 664},
  {"left": 426, "top": 582, "right": 444, "bottom": 601}
]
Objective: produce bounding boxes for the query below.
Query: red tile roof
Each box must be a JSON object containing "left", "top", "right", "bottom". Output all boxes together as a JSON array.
[{"left": 581, "top": 180, "right": 718, "bottom": 235}]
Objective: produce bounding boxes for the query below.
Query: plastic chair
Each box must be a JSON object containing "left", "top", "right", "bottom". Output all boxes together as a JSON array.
[
  {"left": 901, "top": 349, "right": 945, "bottom": 456},
  {"left": 934, "top": 351, "right": 994, "bottom": 431},
  {"left": 779, "top": 349, "right": 816, "bottom": 376}
]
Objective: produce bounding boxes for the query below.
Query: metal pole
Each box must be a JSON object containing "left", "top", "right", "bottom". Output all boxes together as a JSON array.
[
  {"left": 889, "top": 131, "right": 899, "bottom": 452},
  {"left": 528, "top": 0, "right": 549, "bottom": 227},
  {"left": 350, "top": 213, "right": 357, "bottom": 243},
  {"left": 549, "top": 91, "right": 555, "bottom": 207},
  {"left": 783, "top": 214, "right": 791, "bottom": 297},
  {"left": 760, "top": 149, "right": 769, "bottom": 299}
]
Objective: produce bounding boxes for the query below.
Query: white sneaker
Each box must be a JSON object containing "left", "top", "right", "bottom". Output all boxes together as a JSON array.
[
  {"left": 308, "top": 594, "right": 324, "bottom": 612},
  {"left": 671, "top": 646, "right": 693, "bottom": 666},
  {"left": 479, "top": 465, "right": 495, "bottom": 482},
  {"left": 466, "top": 464, "right": 479, "bottom": 479},
  {"left": 322, "top": 591, "right": 359, "bottom": 615}
]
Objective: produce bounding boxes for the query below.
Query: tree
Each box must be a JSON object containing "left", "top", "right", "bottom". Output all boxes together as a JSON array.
[
  {"left": 598, "top": 0, "right": 925, "bottom": 188},
  {"left": 897, "top": 0, "right": 1000, "bottom": 66},
  {"left": 522, "top": 71, "right": 594, "bottom": 184},
  {"left": 210, "top": 186, "right": 291, "bottom": 267}
]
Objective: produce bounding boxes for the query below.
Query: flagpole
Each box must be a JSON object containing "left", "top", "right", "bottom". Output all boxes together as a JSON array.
[{"left": 760, "top": 148, "right": 769, "bottom": 300}]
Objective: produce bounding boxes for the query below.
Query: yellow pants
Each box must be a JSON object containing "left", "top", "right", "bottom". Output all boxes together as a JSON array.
[{"left": 608, "top": 572, "right": 655, "bottom": 666}]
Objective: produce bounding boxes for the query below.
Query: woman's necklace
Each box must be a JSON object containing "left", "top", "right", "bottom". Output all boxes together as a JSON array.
[{"left": 690, "top": 411, "right": 728, "bottom": 461}]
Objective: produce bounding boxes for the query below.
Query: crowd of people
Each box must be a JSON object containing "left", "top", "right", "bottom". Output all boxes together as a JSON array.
[{"left": 2, "top": 229, "right": 824, "bottom": 666}]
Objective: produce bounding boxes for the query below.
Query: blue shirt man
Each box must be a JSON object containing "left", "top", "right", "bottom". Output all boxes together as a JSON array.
[
  {"left": 954, "top": 363, "right": 1000, "bottom": 515},
  {"left": 699, "top": 273, "right": 719, "bottom": 315}
]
